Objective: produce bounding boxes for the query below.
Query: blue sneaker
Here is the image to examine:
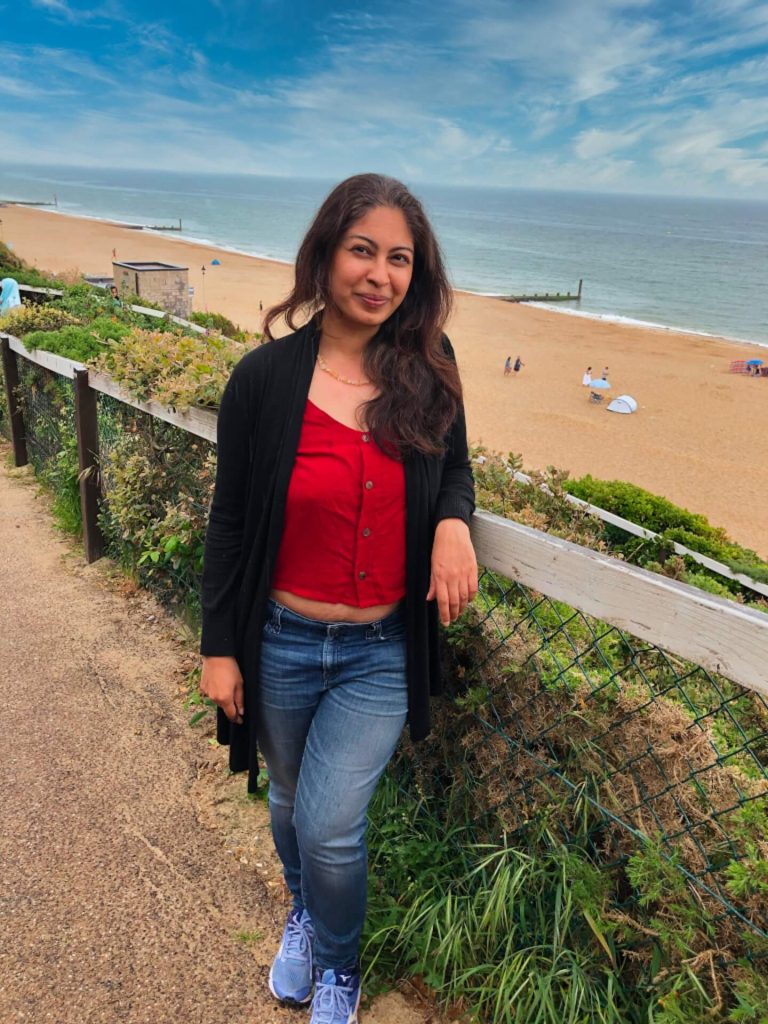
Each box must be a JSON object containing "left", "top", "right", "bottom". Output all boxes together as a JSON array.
[
  {"left": 268, "top": 908, "right": 314, "bottom": 1005},
  {"left": 310, "top": 967, "right": 361, "bottom": 1024}
]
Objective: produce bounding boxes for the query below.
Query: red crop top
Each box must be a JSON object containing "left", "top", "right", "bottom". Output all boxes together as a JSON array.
[{"left": 271, "top": 400, "right": 407, "bottom": 607}]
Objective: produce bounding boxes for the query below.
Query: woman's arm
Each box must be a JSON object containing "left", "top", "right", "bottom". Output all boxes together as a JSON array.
[{"left": 426, "top": 516, "right": 478, "bottom": 626}]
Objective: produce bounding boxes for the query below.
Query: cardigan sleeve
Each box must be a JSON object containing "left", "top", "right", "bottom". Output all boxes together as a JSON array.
[
  {"left": 434, "top": 336, "right": 475, "bottom": 527},
  {"left": 200, "top": 365, "right": 252, "bottom": 656},
  {"left": 434, "top": 398, "right": 475, "bottom": 527}
]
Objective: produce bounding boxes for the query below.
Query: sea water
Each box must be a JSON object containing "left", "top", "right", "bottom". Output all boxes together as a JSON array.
[{"left": 1, "top": 163, "right": 766, "bottom": 346}]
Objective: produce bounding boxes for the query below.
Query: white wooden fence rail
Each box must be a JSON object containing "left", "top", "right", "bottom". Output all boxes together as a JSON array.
[{"left": 470, "top": 510, "right": 768, "bottom": 699}]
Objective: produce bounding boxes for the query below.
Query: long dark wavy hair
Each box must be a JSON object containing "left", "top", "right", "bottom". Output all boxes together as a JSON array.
[{"left": 263, "top": 173, "right": 461, "bottom": 456}]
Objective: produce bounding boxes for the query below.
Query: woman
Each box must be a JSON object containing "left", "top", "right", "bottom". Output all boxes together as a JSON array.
[
  {"left": 200, "top": 173, "right": 477, "bottom": 1024},
  {"left": 0, "top": 277, "right": 22, "bottom": 314}
]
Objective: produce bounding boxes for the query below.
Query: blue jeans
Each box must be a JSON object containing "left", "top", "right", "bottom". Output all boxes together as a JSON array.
[{"left": 256, "top": 599, "right": 408, "bottom": 971}]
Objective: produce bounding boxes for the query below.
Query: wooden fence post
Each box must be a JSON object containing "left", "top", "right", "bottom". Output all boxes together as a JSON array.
[
  {"left": 73, "top": 368, "right": 104, "bottom": 563},
  {"left": 1, "top": 336, "right": 29, "bottom": 467}
]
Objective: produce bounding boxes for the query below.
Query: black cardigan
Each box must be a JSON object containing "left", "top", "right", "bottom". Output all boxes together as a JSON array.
[{"left": 200, "top": 321, "right": 475, "bottom": 792}]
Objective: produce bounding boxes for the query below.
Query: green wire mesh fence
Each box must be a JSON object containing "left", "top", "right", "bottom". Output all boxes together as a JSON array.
[
  {"left": 15, "top": 360, "right": 65, "bottom": 473},
  {"left": 94, "top": 392, "right": 214, "bottom": 623},
  {"left": 398, "top": 566, "right": 768, "bottom": 949},
  {"left": 12, "top": 360, "right": 81, "bottom": 528},
  {"left": 0, "top": 364, "right": 9, "bottom": 441}
]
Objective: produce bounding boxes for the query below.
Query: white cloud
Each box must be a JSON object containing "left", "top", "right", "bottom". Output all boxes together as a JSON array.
[
  {"left": 652, "top": 95, "right": 768, "bottom": 188},
  {"left": 0, "top": 75, "right": 49, "bottom": 99},
  {"left": 30, "top": 0, "right": 114, "bottom": 26},
  {"left": 32, "top": 0, "right": 73, "bottom": 14},
  {"left": 574, "top": 126, "right": 644, "bottom": 160},
  {"left": 453, "top": 0, "right": 667, "bottom": 102}
]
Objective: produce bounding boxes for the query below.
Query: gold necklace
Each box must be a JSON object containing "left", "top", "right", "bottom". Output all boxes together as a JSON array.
[{"left": 316, "top": 353, "right": 369, "bottom": 387}]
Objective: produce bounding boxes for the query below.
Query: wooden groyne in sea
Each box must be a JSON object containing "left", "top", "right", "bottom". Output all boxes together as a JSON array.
[
  {"left": 0, "top": 198, "right": 57, "bottom": 207},
  {"left": 501, "top": 278, "right": 583, "bottom": 303},
  {"left": 0, "top": 201, "right": 182, "bottom": 233},
  {"left": 114, "top": 219, "right": 184, "bottom": 232},
  {"left": 146, "top": 218, "right": 183, "bottom": 231}
]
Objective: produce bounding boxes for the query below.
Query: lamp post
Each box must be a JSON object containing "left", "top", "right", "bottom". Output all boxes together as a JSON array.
[{"left": 200, "top": 264, "right": 207, "bottom": 312}]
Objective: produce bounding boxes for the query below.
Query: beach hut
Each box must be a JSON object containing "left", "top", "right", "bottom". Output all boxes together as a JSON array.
[
  {"left": 112, "top": 260, "right": 189, "bottom": 317},
  {"left": 607, "top": 394, "right": 638, "bottom": 415}
]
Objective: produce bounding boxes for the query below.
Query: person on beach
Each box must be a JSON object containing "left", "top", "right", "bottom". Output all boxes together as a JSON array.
[
  {"left": 582, "top": 366, "right": 592, "bottom": 386},
  {"left": 199, "top": 173, "right": 477, "bottom": 1024},
  {"left": 513, "top": 356, "right": 523, "bottom": 375},
  {"left": 504, "top": 355, "right": 512, "bottom": 375},
  {"left": 602, "top": 366, "right": 609, "bottom": 380},
  {"left": 0, "top": 277, "right": 21, "bottom": 314}
]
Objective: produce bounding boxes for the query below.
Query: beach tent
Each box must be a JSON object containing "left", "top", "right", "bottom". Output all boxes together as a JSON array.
[
  {"left": 590, "top": 378, "right": 610, "bottom": 389},
  {"left": 0, "top": 277, "right": 21, "bottom": 314},
  {"left": 607, "top": 394, "right": 638, "bottom": 415}
]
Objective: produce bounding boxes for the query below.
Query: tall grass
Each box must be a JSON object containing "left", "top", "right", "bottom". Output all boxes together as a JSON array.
[{"left": 362, "top": 772, "right": 761, "bottom": 1023}]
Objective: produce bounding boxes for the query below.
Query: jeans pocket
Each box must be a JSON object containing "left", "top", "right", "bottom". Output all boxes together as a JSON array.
[{"left": 262, "top": 601, "right": 282, "bottom": 637}]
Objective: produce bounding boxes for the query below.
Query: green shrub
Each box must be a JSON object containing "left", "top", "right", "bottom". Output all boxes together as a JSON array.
[
  {"left": 681, "top": 569, "right": 741, "bottom": 599},
  {"left": 189, "top": 309, "right": 260, "bottom": 344},
  {"left": 96, "top": 326, "right": 248, "bottom": 409},
  {"left": 189, "top": 309, "right": 239, "bottom": 337},
  {"left": 565, "top": 476, "right": 720, "bottom": 538},
  {"left": 0, "top": 241, "right": 23, "bottom": 273},
  {"left": 23, "top": 323, "right": 122, "bottom": 362},
  {"left": 120, "top": 291, "right": 163, "bottom": 311},
  {"left": 0, "top": 304, "right": 81, "bottom": 337},
  {"left": 724, "top": 561, "right": 768, "bottom": 587},
  {"left": 58, "top": 282, "right": 115, "bottom": 321},
  {"left": 472, "top": 448, "right": 607, "bottom": 550},
  {"left": 88, "top": 316, "right": 132, "bottom": 342},
  {"left": 566, "top": 475, "right": 768, "bottom": 593},
  {"left": 97, "top": 421, "right": 215, "bottom": 620}
]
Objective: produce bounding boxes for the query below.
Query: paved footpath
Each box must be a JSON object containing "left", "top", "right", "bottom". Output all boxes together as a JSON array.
[{"left": 0, "top": 459, "right": 426, "bottom": 1024}]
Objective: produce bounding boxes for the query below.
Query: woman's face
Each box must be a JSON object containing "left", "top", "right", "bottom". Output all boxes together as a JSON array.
[{"left": 327, "top": 205, "right": 414, "bottom": 333}]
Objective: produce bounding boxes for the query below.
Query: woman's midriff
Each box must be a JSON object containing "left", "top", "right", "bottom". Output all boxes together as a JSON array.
[{"left": 270, "top": 588, "right": 402, "bottom": 623}]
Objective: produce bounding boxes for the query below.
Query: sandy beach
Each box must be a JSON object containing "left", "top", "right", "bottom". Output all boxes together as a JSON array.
[{"left": 3, "top": 205, "right": 767, "bottom": 557}]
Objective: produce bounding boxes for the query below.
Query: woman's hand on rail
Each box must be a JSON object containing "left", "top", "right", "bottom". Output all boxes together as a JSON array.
[
  {"left": 427, "top": 518, "right": 478, "bottom": 626},
  {"left": 200, "top": 656, "right": 244, "bottom": 724}
]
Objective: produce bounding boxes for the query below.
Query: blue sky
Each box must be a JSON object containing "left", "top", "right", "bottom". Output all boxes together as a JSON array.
[{"left": 4, "top": 0, "right": 768, "bottom": 197}]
